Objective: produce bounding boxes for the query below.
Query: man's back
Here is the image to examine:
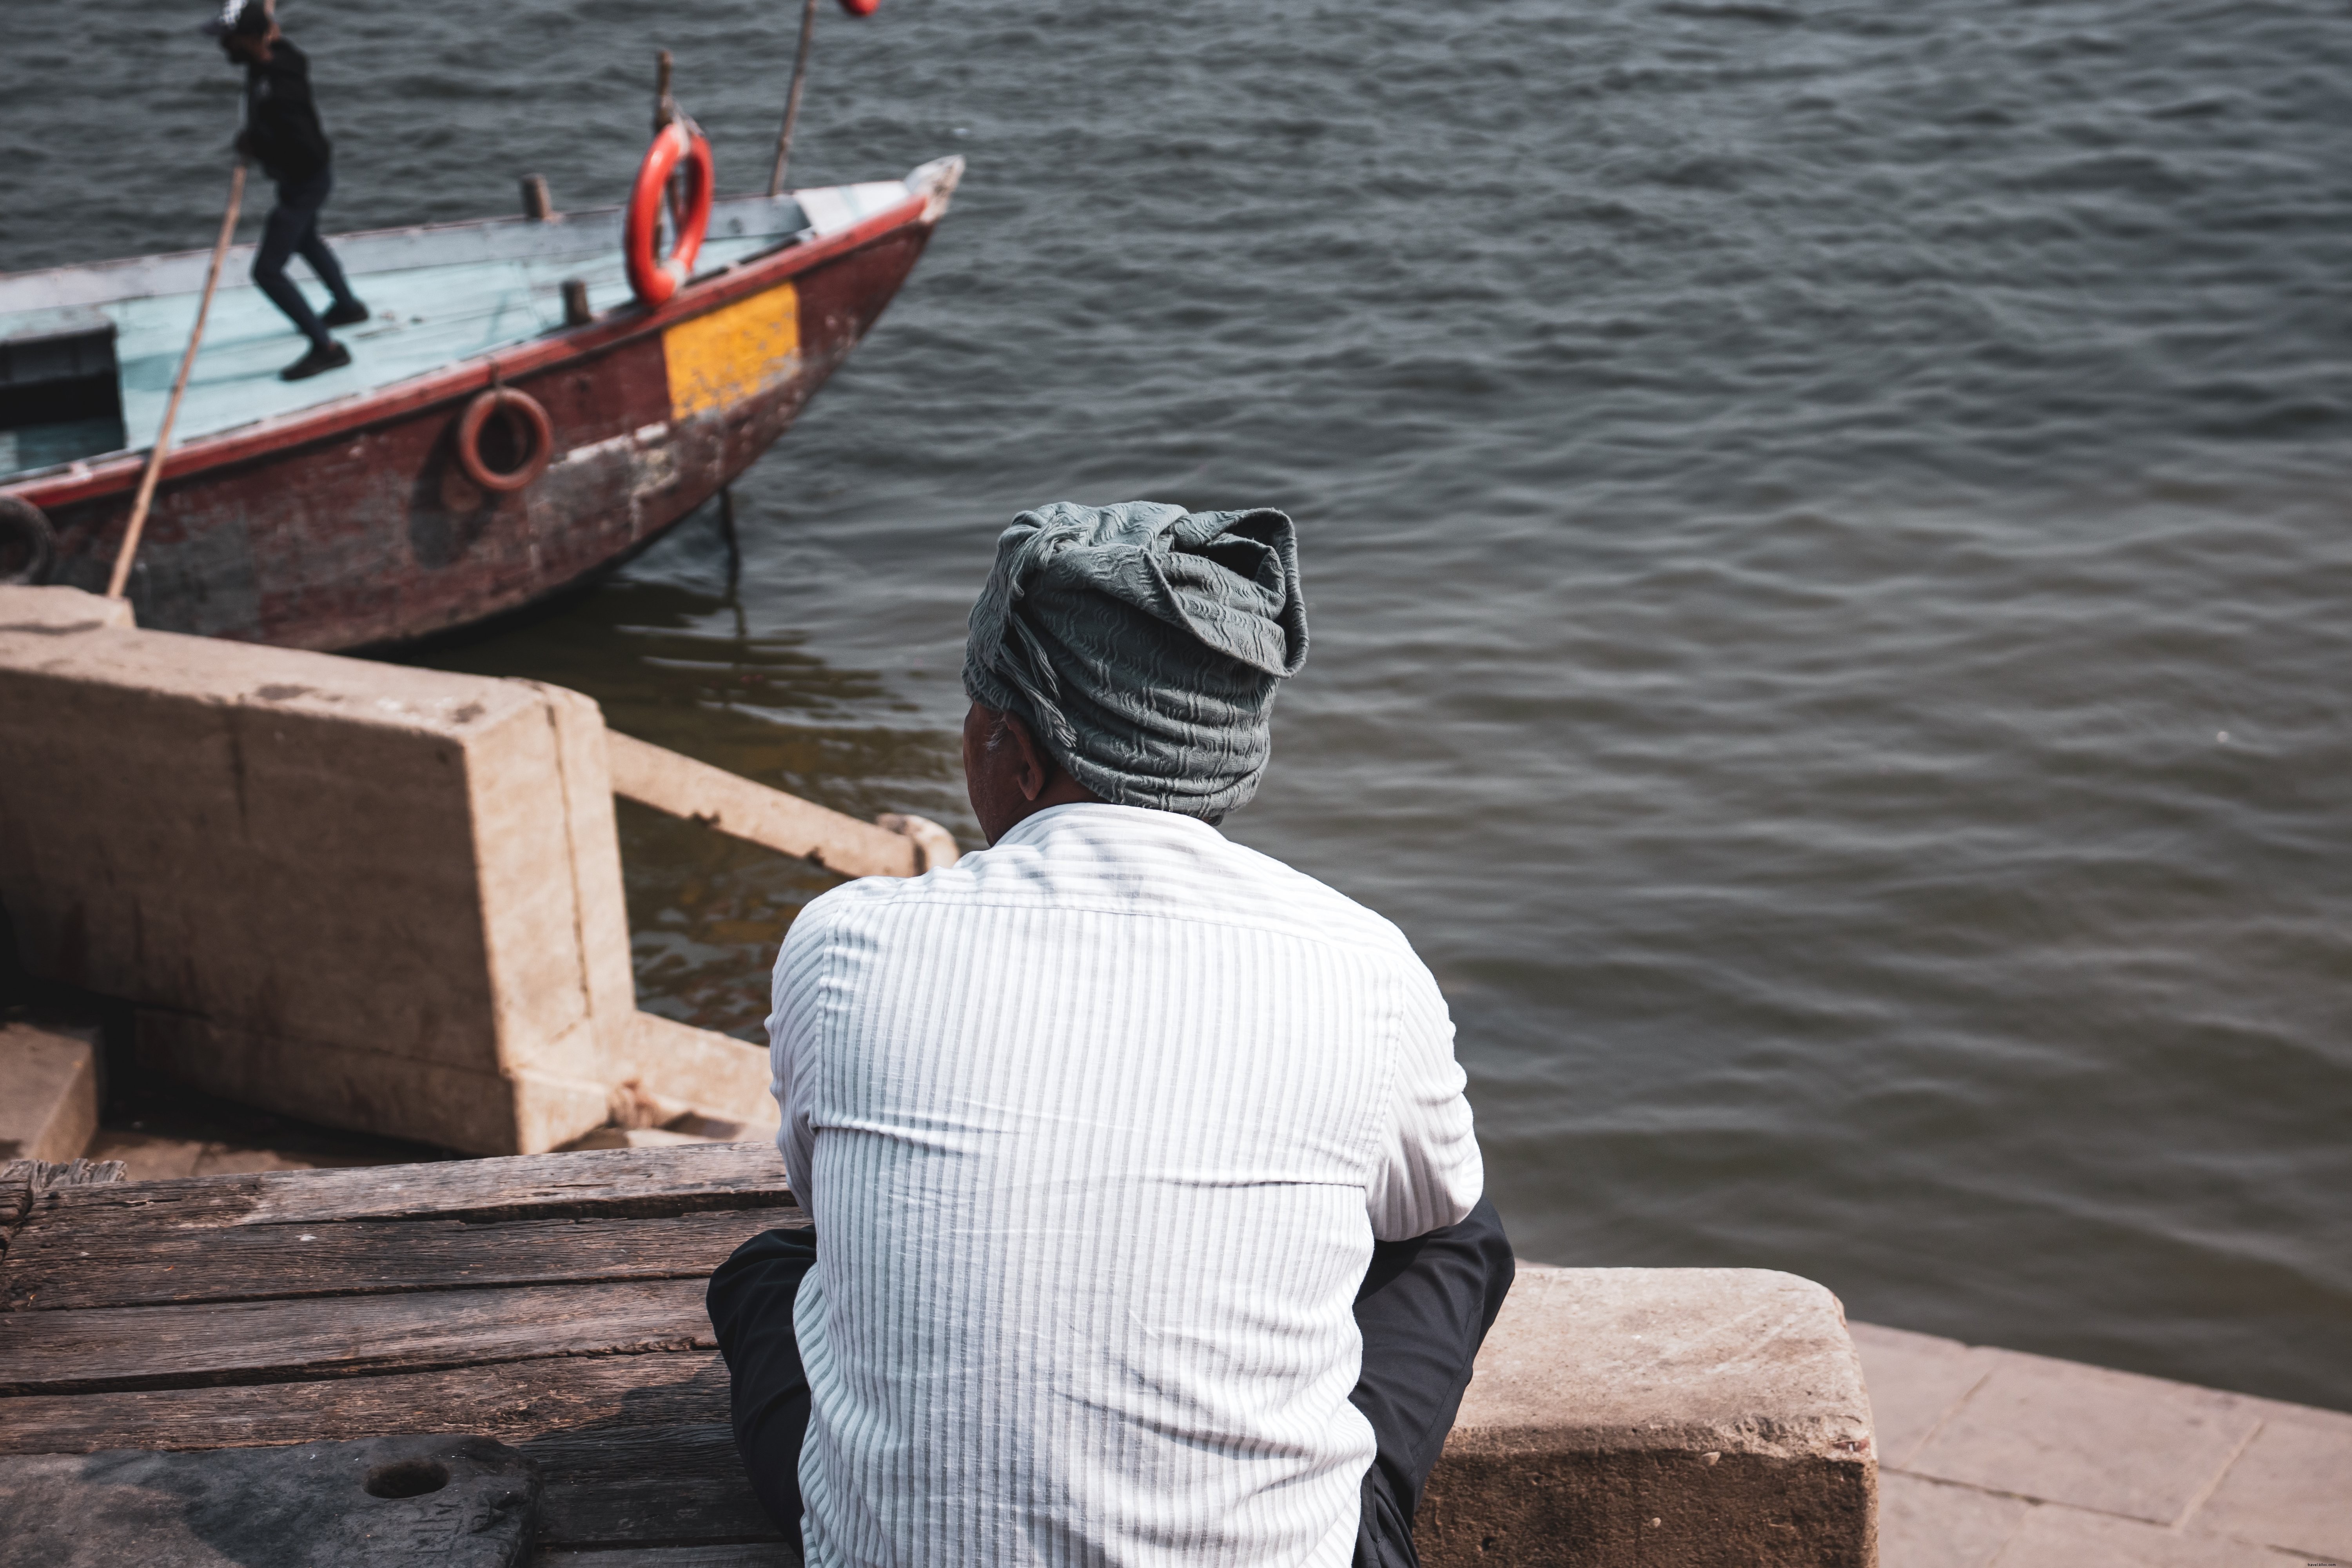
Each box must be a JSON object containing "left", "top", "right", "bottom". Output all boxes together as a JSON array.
[
  {"left": 771, "top": 802, "right": 1483, "bottom": 1566},
  {"left": 241, "top": 38, "right": 330, "bottom": 183}
]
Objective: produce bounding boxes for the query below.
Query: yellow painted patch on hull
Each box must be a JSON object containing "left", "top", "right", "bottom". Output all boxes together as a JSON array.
[{"left": 663, "top": 281, "right": 802, "bottom": 420}]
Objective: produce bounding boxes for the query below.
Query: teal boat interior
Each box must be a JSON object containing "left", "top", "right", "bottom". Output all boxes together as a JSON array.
[{"left": 0, "top": 175, "right": 930, "bottom": 483}]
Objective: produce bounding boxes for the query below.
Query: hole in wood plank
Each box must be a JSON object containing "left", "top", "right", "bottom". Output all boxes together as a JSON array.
[{"left": 364, "top": 1458, "right": 451, "bottom": 1499}]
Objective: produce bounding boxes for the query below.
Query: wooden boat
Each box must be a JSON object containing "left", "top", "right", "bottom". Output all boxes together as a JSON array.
[{"left": 0, "top": 155, "right": 961, "bottom": 649}]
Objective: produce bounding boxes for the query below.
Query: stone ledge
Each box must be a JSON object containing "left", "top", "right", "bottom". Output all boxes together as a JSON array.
[
  {"left": 0, "top": 585, "right": 135, "bottom": 636},
  {"left": 1419, "top": 1265, "right": 1876, "bottom": 1567}
]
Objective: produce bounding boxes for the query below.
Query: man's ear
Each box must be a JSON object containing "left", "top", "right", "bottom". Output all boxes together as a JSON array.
[{"left": 1006, "top": 713, "right": 1056, "bottom": 802}]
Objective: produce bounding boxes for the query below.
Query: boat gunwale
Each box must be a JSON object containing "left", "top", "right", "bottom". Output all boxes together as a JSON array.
[
  {"left": 2, "top": 172, "right": 949, "bottom": 513},
  {"left": 0, "top": 191, "right": 806, "bottom": 312}
]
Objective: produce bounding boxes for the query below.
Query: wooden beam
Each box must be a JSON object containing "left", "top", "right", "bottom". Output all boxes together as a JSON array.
[
  {"left": 4, "top": 1206, "right": 804, "bottom": 1313},
  {"left": 2, "top": 1158, "right": 125, "bottom": 1225},
  {"left": 244, "top": 1141, "right": 791, "bottom": 1226},
  {"left": 605, "top": 731, "right": 921, "bottom": 879},
  {"left": 0, "top": 1348, "right": 730, "bottom": 1455},
  {"left": 0, "top": 1278, "right": 712, "bottom": 1396},
  {"left": 5, "top": 1142, "right": 791, "bottom": 1245}
]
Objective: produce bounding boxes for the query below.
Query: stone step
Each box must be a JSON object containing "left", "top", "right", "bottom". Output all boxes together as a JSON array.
[
  {"left": 0, "top": 1022, "right": 101, "bottom": 1167},
  {"left": 1854, "top": 1320, "right": 2350, "bottom": 1566}
]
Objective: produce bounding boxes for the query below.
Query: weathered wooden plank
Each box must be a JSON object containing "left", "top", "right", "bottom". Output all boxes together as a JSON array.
[
  {"left": 539, "top": 1546, "right": 800, "bottom": 1568},
  {"left": 0, "top": 1348, "right": 730, "bottom": 1455},
  {"left": 4, "top": 1168, "right": 275, "bottom": 1243},
  {"left": 4, "top": 1204, "right": 804, "bottom": 1312},
  {"left": 525, "top": 1423, "right": 780, "bottom": 1548},
  {"left": 0, "top": 1278, "right": 711, "bottom": 1396},
  {"left": 606, "top": 731, "right": 920, "bottom": 880},
  {"left": 5, "top": 1142, "right": 790, "bottom": 1245},
  {"left": 2, "top": 1157, "right": 125, "bottom": 1224},
  {"left": 240, "top": 1141, "right": 789, "bottom": 1226}
]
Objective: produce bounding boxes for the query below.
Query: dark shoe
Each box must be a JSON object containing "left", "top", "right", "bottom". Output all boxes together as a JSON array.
[
  {"left": 281, "top": 341, "right": 353, "bottom": 381},
  {"left": 321, "top": 299, "right": 370, "bottom": 328}
]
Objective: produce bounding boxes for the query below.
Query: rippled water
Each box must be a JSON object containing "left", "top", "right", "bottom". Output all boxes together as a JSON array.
[{"left": 13, "top": 0, "right": 2350, "bottom": 1408}]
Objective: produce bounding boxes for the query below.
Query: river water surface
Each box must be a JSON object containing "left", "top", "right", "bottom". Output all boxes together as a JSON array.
[{"left": 9, "top": 0, "right": 2349, "bottom": 1408}]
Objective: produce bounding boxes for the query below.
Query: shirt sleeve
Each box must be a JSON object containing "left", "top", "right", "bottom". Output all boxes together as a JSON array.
[
  {"left": 767, "top": 912, "right": 828, "bottom": 1209},
  {"left": 1365, "top": 960, "right": 1484, "bottom": 1241}
]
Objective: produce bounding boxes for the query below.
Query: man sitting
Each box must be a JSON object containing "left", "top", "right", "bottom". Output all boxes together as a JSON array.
[{"left": 710, "top": 502, "right": 1513, "bottom": 1566}]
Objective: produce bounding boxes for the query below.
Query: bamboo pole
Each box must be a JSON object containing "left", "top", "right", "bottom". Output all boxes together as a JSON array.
[
  {"left": 108, "top": 163, "right": 246, "bottom": 601},
  {"left": 768, "top": 0, "right": 821, "bottom": 197},
  {"left": 654, "top": 50, "right": 682, "bottom": 241}
]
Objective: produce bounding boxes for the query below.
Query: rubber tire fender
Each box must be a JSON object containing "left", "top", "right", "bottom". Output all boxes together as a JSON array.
[
  {"left": 624, "top": 122, "right": 716, "bottom": 307},
  {"left": 0, "top": 494, "right": 57, "bottom": 585},
  {"left": 454, "top": 387, "right": 556, "bottom": 494}
]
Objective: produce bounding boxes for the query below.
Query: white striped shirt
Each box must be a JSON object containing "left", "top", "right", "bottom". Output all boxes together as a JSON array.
[{"left": 768, "top": 802, "right": 1483, "bottom": 1567}]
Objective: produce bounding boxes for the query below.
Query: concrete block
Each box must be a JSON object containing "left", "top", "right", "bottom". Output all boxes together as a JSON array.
[
  {"left": 0, "top": 1022, "right": 100, "bottom": 1165},
  {"left": 515, "top": 681, "right": 640, "bottom": 1087},
  {"left": 3, "top": 623, "right": 542, "bottom": 1059},
  {"left": 624, "top": 1013, "right": 780, "bottom": 1131},
  {"left": 1, "top": 595, "right": 907, "bottom": 1156},
  {"left": 0, "top": 615, "right": 636, "bottom": 1154},
  {"left": 1416, "top": 1265, "right": 1875, "bottom": 1567},
  {"left": 2192, "top": 1404, "right": 2352, "bottom": 1558},
  {"left": 1877, "top": 1473, "right": 2026, "bottom": 1568},
  {"left": 1989, "top": 1502, "right": 2302, "bottom": 1568},
  {"left": 133, "top": 1013, "right": 612, "bottom": 1159},
  {"left": 0, "top": 584, "right": 134, "bottom": 634},
  {"left": 1906, "top": 1348, "right": 2261, "bottom": 1526},
  {"left": 1850, "top": 1322, "right": 1996, "bottom": 1468}
]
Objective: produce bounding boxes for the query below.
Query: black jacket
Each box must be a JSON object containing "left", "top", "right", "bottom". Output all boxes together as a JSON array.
[{"left": 242, "top": 39, "right": 332, "bottom": 183}]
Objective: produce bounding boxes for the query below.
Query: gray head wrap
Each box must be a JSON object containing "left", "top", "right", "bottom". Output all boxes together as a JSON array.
[
  {"left": 963, "top": 501, "right": 1308, "bottom": 822},
  {"left": 200, "top": 0, "right": 269, "bottom": 37}
]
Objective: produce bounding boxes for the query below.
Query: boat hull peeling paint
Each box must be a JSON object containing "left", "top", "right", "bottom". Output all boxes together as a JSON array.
[{"left": 2, "top": 160, "right": 960, "bottom": 651}]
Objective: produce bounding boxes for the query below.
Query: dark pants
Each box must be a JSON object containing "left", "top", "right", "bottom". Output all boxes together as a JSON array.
[
  {"left": 706, "top": 1199, "right": 1514, "bottom": 1565},
  {"left": 253, "top": 167, "right": 359, "bottom": 350}
]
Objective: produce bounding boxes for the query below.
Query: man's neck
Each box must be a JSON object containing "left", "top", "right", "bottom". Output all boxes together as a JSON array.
[{"left": 985, "top": 775, "right": 1100, "bottom": 846}]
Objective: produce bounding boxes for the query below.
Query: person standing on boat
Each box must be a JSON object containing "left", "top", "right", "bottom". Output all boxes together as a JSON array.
[
  {"left": 707, "top": 502, "right": 1514, "bottom": 1568},
  {"left": 205, "top": 0, "right": 368, "bottom": 381}
]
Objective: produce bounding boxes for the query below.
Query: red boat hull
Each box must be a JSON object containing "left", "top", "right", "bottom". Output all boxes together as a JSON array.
[{"left": 7, "top": 192, "right": 941, "bottom": 650}]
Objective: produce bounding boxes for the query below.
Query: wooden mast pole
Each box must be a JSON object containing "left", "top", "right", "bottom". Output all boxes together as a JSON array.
[
  {"left": 108, "top": 162, "right": 246, "bottom": 601},
  {"left": 768, "top": 0, "right": 820, "bottom": 198}
]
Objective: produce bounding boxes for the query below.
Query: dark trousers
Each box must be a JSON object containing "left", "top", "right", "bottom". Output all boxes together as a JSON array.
[
  {"left": 253, "top": 167, "right": 358, "bottom": 349},
  {"left": 706, "top": 1198, "right": 1514, "bottom": 1565}
]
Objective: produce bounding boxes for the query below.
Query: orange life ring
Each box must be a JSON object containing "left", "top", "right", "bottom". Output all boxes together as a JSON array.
[
  {"left": 455, "top": 386, "right": 555, "bottom": 493},
  {"left": 625, "top": 121, "right": 715, "bottom": 306}
]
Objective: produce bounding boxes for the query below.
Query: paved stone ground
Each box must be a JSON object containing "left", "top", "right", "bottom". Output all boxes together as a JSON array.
[
  {"left": 80, "top": 1086, "right": 447, "bottom": 1182},
  {"left": 1854, "top": 1322, "right": 2350, "bottom": 1568}
]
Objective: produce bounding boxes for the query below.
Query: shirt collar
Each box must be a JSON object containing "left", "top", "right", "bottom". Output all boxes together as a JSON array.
[{"left": 990, "top": 801, "right": 1227, "bottom": 852}]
